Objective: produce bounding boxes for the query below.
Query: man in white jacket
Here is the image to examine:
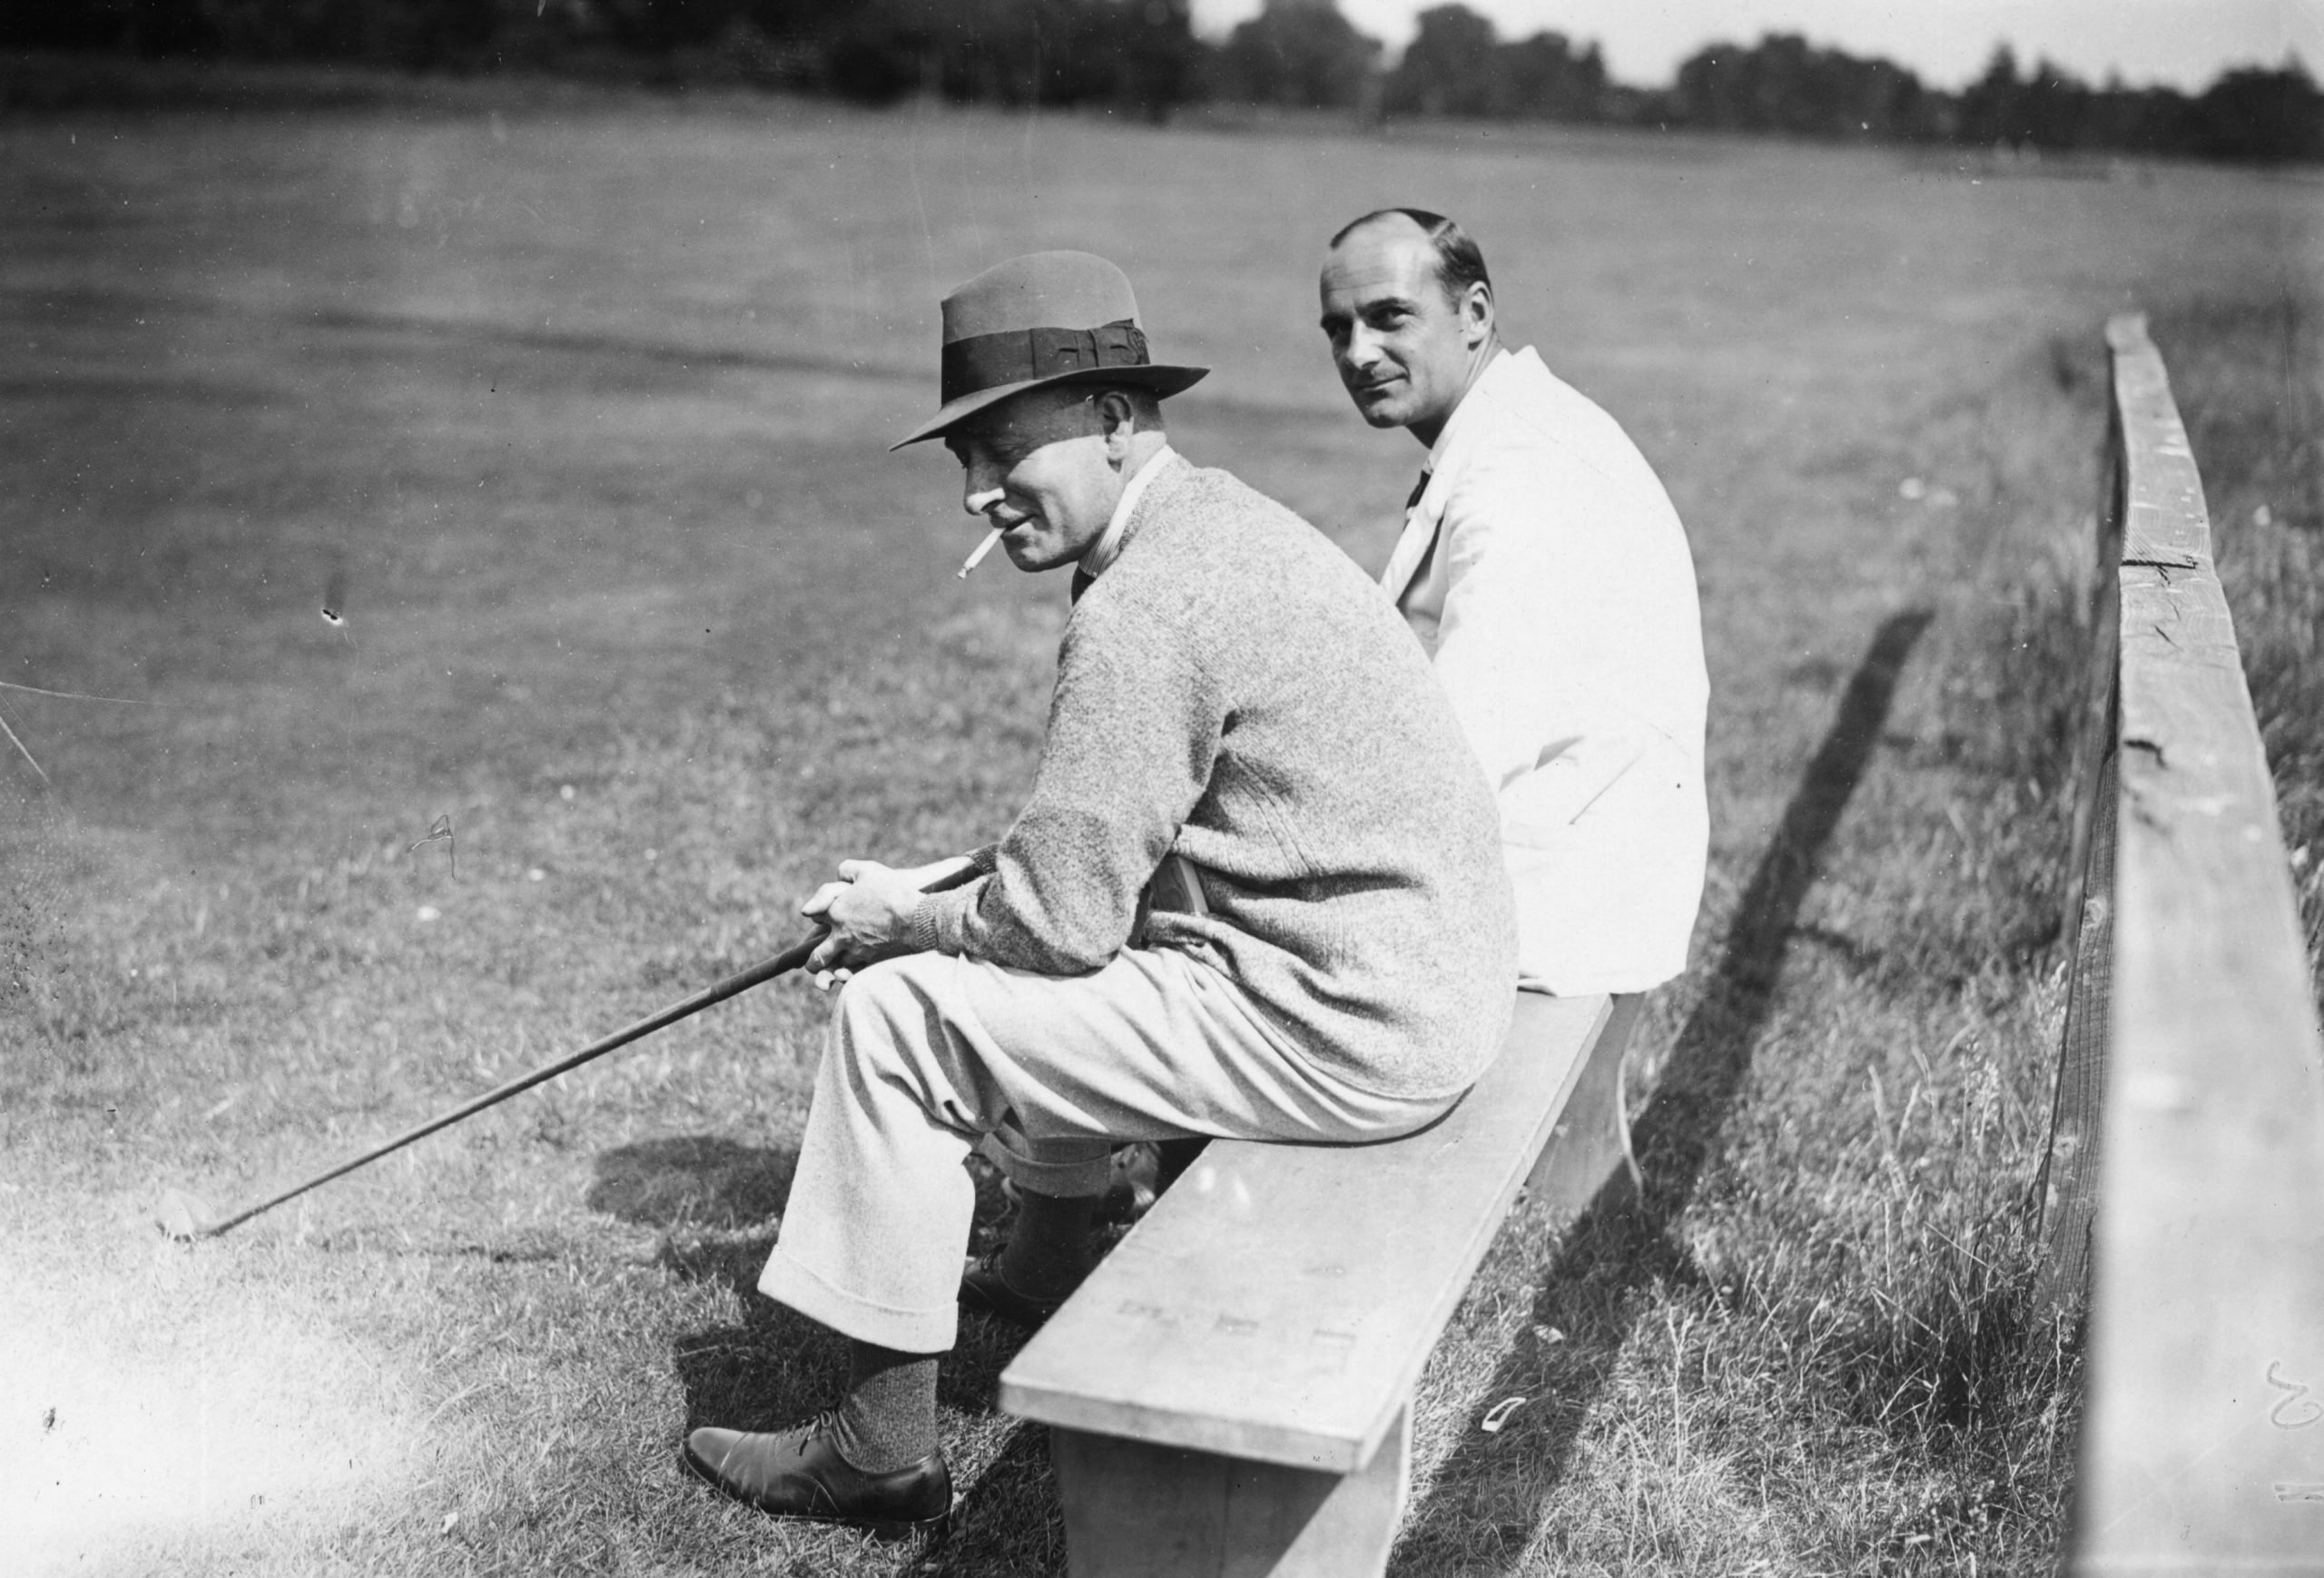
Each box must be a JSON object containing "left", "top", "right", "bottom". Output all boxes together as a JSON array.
[{"left": 1318, "top": 208, "right": 1709, "bottom": 996}]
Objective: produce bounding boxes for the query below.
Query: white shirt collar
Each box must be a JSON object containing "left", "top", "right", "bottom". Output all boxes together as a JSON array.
[{"left": 1078, "top": 442, "right": 1175, "bottom": 580}]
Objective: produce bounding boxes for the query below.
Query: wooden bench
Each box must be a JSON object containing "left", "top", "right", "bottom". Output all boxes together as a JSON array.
[{"left": 1000, "top": 991, "right": 1644, "bottom": 1577}]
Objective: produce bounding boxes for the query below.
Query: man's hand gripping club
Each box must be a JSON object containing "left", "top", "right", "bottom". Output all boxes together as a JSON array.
[{"left": 802, "top": 855, "right": 979, "bottom": 988}]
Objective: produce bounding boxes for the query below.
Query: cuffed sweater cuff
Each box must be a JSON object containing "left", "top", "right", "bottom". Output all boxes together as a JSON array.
[
  {"left": 904, "top": 900, "right": 943, "bottom": 956},
  {"left": 907, "top": 881, "right": 982, "bottom": 956}
]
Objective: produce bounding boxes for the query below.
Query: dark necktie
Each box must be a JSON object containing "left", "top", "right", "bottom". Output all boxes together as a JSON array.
[
  {"left": 1405, "top": 469, "right": 1432, "bottom": 511},
  {"left": 1069, "top": 567, "right": 1094, "bottom": 605}
]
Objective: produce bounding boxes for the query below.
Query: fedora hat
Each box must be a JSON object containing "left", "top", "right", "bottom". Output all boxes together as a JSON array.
[{"left": 891, "top": 251, "right": 1207, "bottom": 449}]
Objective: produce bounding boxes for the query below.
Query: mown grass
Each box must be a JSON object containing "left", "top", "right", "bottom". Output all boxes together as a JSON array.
[{"left": 3, "top": 64, "right": 2316, "bottom": 1575}]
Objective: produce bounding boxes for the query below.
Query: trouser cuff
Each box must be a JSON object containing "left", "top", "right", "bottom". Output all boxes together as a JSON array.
[{"left": 758, "top": 1246, "right": 958, "bottom": 1356}]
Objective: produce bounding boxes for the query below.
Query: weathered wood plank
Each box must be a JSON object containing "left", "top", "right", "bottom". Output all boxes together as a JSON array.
[
  {"left": 1001, "top": 993, "right": 1613, "bottom": 1472},
  {"left": 1049, "top": 1406, "right": 1410, "bottom": 1578},
  {"left": 2060, "top": 408, "right": 2128, "bottom": 958},
  {"left": 2069, "top": 313, "right": 2324, "bottom": 1573},
  {"left": 2106, "top": 313, "right": 2207, "bottom": 572},
  {"left": 2035, "top": 753, "right": 2115, "bottom": 1309},
  {"left": 2038, "top": 387, "right": 2127, "bottom": 1310},
  {"left": 1525, "top": 991, "right": 1643, "bottom": 1218}
]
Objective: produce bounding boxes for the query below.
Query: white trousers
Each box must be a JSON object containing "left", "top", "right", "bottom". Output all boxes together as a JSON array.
[{"left": 757, "top": 945, "right": 1452, "bottom": 1354}]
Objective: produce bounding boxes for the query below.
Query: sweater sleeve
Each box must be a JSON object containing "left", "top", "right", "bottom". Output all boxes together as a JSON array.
[{"left": 909, "top": 596, "right": 1219, "bottom": 973}]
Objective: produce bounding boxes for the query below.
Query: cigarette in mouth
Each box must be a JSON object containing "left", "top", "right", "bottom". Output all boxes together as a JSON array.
[{"left": 956, "top": 527, "right": 1004, "bottom": 579}]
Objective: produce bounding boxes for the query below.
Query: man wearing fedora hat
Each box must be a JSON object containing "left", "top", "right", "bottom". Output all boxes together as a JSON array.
[{"left": 680, "top": 251, "right": 1519, "bottom": 1532}]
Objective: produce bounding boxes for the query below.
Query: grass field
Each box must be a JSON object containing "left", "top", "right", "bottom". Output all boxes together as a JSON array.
[{"left": 4, "top": 70, "right": 2318, "bottom": 1575}]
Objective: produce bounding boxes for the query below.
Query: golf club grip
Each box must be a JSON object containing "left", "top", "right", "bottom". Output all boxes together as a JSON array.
[{"left": 202, "top": 861, "right": 985, "bottom": 1238}]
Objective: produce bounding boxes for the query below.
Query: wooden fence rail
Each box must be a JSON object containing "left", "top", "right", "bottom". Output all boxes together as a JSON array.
[{"left": 2037, "top": 313, "right": 2324, "bottom": 1572}]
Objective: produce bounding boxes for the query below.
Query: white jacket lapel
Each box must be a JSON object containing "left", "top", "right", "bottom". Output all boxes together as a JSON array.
[{"left": 1379, "top": 488, "right": 1441, "bottom": 601}]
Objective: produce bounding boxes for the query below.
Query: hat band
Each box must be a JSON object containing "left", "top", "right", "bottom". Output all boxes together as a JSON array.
[{"left": 940, "top": 319, "right": 1150, "bottom": 406}]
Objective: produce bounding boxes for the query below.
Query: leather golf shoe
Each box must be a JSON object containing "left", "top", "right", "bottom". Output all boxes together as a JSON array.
[
  {"left": 683, "top": 1414, "right": 950, "bottom": 1534},
  {"left": 958, "top": 1250, "right": 1070, "bottom": 1328}
]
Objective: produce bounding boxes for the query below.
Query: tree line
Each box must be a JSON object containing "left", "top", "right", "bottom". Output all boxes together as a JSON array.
[{"left": 12, "top": 0, "right": 2320, "bottom": 163}]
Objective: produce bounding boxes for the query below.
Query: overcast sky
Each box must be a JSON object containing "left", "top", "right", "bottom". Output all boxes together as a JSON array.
[{"left": 1187, "top": 1, "right": 2324, "bottom": 92}]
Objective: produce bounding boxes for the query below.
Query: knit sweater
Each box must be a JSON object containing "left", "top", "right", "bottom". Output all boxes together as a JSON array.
[{"left": 905, "top": 456, "right": 1517, "bottom": 1100}]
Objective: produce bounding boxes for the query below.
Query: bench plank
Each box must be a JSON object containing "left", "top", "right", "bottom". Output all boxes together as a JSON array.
[
  {"left": 1049, "top": 1406, "right": 1409, "bottom": 1578},
  {"left": 1527, "top": 993, "right": 1644, "bottom": 1216},
  {"left": 1000, "top": 992, "right": 1619, "bottom": 1473}
]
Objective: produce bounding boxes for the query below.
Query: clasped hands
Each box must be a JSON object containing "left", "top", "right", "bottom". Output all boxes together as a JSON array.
[{"left": 801, "top": 857, "right": 955, "bottom": 989}]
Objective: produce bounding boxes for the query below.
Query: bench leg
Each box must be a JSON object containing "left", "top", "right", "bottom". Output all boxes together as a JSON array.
[
  {"left": 1525, "top": 992, "right": 1646, "bottom": 1219},
  {"left": 1049, "top": 1405, "right": 1411, "bottom": 1578}
]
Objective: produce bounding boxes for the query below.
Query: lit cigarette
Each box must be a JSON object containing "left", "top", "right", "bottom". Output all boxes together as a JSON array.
[{"left": 956, "top": 527, "right": 1004, "bottom": 579}]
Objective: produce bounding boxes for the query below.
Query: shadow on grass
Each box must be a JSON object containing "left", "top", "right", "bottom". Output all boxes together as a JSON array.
[
  {"left": 1393, "top": 607, "right": 1935, "bottom": 1572},
  {"left": 589, "top": 1134, "right": 797, "bottom": 1229}
]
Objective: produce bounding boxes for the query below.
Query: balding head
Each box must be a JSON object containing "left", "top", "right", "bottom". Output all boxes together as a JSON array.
[
  {"left": 1319, "top": 210, "right": 1499, "bottom": 447},
  {"left": 1328, "top": 209, "right": 1492, "bottom": 311}
]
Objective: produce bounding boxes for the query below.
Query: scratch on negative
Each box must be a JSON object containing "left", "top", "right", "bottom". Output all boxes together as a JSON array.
[
  {"left": 0, "top": 680, "right": 153, "bottom": 786},
  {"left": 0, "top": 708, "right": 47, "bottom": 785}
]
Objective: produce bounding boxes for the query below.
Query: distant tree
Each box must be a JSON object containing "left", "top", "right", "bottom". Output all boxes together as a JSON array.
[
  {"left": 815, "top": 0, "right": 936, "bottom": 104},
  {"left": 1858, "top": 56, "right": 1933, "bottom": 138},
  {"left": 1673, "top": 32, "right": 1935, "bottom": 140},
  {"left": 1382, "top": 3, "right": 1496, "bottom": 116},
  {"left": 1217, "top": 0, "right": 1379, "bottom": 110},
  {"left": 588, "top": 0, "right": 745, "bottom": 55},
  {"left": 1489, "top": 29, "right": 1606, "bottom": 121},
  {"left": 2014, "top": 57, "right": 2095, "bottom": 149},
  {"left": 128, "top": 0, "right": 220, "bottom": 54},
  {"left": 1956, "top": 43, "right": 2024, "bottom": 145},
  {"left": 2, "top": 0, "right": 141, "bottom": 50},
  {"left": 2192, "top": 58, "right": 2324, "bottom": 162},
  {"left": 1673, "top": 35, "right": 1736, "bottom": 128},
  {"left": 1051, "top": 0, "right": 1203, "bottom": 119},
  {"left": 2076, "top": 74, "right": 2192, "bottom": 155},
  {"left": 1943, "top": 47, "right": 2324, "bottom": 163},
  {"left": 4, "top": 0, "right": 568, "bottom": 64},
  {"left": 743, "top": 0, "right": 1200, "bottom": 113}
]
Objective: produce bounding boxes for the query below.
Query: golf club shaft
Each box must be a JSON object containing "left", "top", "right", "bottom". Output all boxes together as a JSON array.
[{"left": 200, "top": 863, "right": 980, "bottom": 1238}]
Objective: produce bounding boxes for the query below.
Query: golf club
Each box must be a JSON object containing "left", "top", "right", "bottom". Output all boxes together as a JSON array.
[{"left": 158, "top": 863, "right": 978, "bottom": 1241}]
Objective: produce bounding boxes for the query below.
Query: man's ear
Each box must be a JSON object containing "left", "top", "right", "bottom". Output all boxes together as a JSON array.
[
  {"left": 1461, "top": 281, "right": 1495, "bottom": 349},
  {"left": 1095, "top": 389, "right": 1140, "bottom": 459}
]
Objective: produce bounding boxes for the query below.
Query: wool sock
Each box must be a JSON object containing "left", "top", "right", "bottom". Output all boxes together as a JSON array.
[
  {"left": 830, "top": 1339, "right": 940, "bottom": 1474},
  {"left": 998, "top": 1186, "right": 1101, "bottom": 1300}
]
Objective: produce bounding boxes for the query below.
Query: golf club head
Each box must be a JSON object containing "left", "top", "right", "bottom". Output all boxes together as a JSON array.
[{"left": 156, "top": 1188, "right": 219, "bottom": 1241}]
